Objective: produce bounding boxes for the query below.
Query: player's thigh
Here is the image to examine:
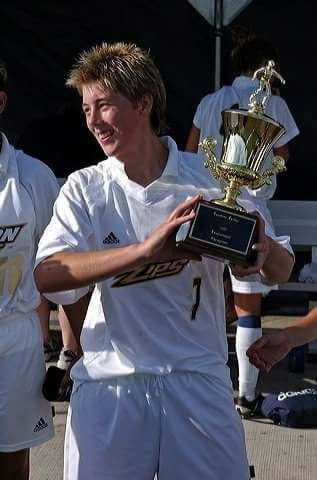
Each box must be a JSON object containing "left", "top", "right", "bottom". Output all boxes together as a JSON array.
[
  {"left": 0, "top": 448, "right": 29, "bottom": 480},
  {"left": 159, "top": 371, "right": 250, "bottom": 480},
  {"left": 64, "top": 376, "right": 160, "bottom": 480}
]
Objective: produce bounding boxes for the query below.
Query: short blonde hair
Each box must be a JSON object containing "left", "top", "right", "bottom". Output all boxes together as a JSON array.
[
  {"left": 67, "top": 42, "right": 167, "bottom": 135},
  {"left": 0, "top": 59, "right": 7, "bottom": 91}
]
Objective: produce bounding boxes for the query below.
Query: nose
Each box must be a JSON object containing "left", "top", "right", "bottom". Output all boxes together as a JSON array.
[{"left": 87, "top": 107, "right": 102, "bottom": 130}]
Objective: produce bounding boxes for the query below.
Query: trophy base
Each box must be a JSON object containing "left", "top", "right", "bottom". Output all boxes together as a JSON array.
[{"left": 176, "top": 200, "right": 258, "bottom": 266}]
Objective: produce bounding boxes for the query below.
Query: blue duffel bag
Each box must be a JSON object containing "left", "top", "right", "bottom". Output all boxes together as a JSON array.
[{"left": 261, "top": 388, "right": 317, "bottom": 428}]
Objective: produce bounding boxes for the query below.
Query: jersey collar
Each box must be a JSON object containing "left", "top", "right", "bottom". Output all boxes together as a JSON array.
[
  {"left": 159, "top": 135, "right": 179, "bottom": 179},
  {"left": 0, "top": 132, "right": 9, "bottom": 177}
]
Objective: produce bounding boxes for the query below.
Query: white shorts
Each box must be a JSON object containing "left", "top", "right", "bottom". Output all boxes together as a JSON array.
[
  {"left": 64, "top": 371, "right": 250, "bottom": 480},
  {"left": 0, "top": 313, "right": 54, "bottom": 452},
  {"left": 230, "top": 272, "right": 277, "bottom": 295}
]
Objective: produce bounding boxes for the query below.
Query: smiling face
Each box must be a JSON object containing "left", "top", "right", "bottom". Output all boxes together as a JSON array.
[{"left": 82, "top": 82, "right": 150, "bottom": 161}]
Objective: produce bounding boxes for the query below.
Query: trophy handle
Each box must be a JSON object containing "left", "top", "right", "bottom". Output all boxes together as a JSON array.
[
  {"left": 199, "top": 137, "right": 222, "bottom": 180},
  {"left": 250, "top": 155, "right": 286, "bottom": 189}
]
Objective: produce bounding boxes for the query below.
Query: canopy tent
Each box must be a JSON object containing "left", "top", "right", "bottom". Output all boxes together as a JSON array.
[
  {"left": 188, "top": 0, "right": 253, "bottom": 89},
  {"left": 188, "top": 0, "right": 253, "bottom": 25}
]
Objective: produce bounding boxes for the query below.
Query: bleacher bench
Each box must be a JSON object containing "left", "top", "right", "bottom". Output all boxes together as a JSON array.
[{"left": 262, "top": 200, "right": 317, "bottom": 317}]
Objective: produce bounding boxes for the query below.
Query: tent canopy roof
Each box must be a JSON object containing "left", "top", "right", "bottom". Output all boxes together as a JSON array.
[{"left": 188, "top": 0, "right": 253, "bottom": 26}]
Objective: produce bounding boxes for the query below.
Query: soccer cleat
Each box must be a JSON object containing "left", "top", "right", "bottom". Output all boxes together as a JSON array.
[
  {"left": 235, "top": 394, "right": 264, "bottom": 419},
  {"left": 57, "top": 348, "right": 77, "bottom": 370}
]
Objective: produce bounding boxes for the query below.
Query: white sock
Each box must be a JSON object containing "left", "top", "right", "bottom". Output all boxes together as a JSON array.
[{"left": 236, "top": 325, "right": 262, "bottom": 401}]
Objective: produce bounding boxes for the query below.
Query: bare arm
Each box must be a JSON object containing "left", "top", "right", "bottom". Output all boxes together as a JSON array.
[
  {"left": 185, "top": 125, "right": 200, "bottom": 153},
  {"left": 35, "top": 244, "right": 149, "bottom": 293},
  {"left": 247, "top": 307, "right": 317, "bottom": 372},
  {"left": 259, "top": 235, "right": 294, "bottom": 284},
  {"left": 61, "top": 295, "right": 90, "bottom": 355},
  {"left": 35, "top": 196, "right": 202, "bottom": 294},
  {"left": 230, "top": 213, "right": 294, "bottom": 284},
  {"left": 284, "top": 307, "right": 317, "bottom": 346}
]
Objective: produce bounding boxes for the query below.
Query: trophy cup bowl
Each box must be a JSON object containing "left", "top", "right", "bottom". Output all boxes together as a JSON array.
[{"left": 176, "top": 61, "right": 287, "bottom": 266}]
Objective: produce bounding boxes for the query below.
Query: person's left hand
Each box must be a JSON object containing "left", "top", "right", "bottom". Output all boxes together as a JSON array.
[{"left": 229, "top": 212, "right": 271, "bottom": 278}]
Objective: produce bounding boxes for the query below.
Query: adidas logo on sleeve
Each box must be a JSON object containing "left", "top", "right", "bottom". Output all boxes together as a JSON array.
[
  {"left": 33, "top": 417, "right": 48, "bottom": 433},
  {"left": 103, "top": 232, "right": 120, "bottom": 244}
]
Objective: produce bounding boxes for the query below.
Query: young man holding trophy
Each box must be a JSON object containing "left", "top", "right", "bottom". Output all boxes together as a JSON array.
[
  {"left": 186, "top": 35, "right": 299, "bottom": 417},
  {"left": 34, "top": 41, "right": 294, "bottom": 480}
]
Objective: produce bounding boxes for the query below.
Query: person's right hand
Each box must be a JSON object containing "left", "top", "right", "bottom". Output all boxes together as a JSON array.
[
  {"left": 246, "top": 330, "right": 293, "bottom": 372},
  {"left": 141, "top": 195, "right": 202, "bottom": 263}
]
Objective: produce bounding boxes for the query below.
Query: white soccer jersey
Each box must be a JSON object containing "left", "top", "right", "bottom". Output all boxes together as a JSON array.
[
  {"left": 36, "top": 136, "right": 292, "bottom": 382},
  {"left": 193, "top": 75, "right": 300, "bottom": 201},
  {"left": 0, "top": 133, "right": 59, "bottom": 325}
]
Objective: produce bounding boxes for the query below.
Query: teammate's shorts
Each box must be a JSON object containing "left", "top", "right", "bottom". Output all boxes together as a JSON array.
[
  {"left": 64, "top": 371, "right": 250, "bottom": 480},
  {"left": 230, "top": 271, "right": 277, "bottom": 295},
  {"left": 0, "top": 313, "right": 54, "bottom": 452}
]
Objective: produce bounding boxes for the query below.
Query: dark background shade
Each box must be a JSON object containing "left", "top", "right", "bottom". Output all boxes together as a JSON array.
[{"left": 0, "top": 0, "right": 315, "bottom": 199}]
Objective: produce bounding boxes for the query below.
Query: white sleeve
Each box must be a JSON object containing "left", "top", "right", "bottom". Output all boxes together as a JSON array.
[
  {"left": 35, "top": 174, "right": 94, "bottom": 304},
  {"left": 267, "top": 96, "right": 300, "bottom": 147},
  {"left": 239, "top": 195, "right": 292, "bottom": 251},
  {"left": 17, "top": 153, "right": 60, "bottom": 244},
  {"left": 193, "top": 99, "right": 203, "bottom": 129}
]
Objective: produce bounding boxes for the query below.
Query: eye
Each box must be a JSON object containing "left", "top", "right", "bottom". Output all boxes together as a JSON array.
[{"left": 99, "top": 102, "right": 110, "bottom": 110}]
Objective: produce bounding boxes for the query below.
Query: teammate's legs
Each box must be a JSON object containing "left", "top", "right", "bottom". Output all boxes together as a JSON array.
[
  {"left": 158, "top": 371, "right": 250, "bottom": 480},
  {"left": 57, "top": 305, "right": 78, "bottom": 369},
  {"left": 0, "top": 449, "right": 29, "bottom": 480},
  {"left": 235, "top": 292, "right": 262, "bottom": 402},
  {"left": 231, "top": 273, "right": 274, "bottom": 416}
]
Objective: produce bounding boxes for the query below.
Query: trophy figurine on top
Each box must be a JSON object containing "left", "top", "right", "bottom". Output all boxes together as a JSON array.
[{"left": 176, "top": 60, "right": 286, "bottom": 266}]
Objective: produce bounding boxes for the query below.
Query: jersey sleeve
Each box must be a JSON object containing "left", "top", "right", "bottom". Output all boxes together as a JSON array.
[
  {"left": 193, "top": 98, "right": 203, "bottom": 129},
  {"left": 267, "top": 96, "right": 300, "bottom": 147},
  {"left": 35, "top": 173, "right": 94, "bottom": 304},
  {"left": 17, "top": 152, "right": 60, "bottom": 244},
  {"left": 239, "top": 195, "right": 293, "bottom": 254}
]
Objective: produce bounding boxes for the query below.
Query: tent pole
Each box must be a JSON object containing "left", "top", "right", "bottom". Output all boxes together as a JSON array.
[{"left": 213, "top": 0, "right": 223, "bottom": 91}]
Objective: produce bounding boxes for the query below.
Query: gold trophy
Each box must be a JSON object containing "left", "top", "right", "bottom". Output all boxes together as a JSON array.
[{"left": 176, "top": 60, "right": 286, "bottom": 265}]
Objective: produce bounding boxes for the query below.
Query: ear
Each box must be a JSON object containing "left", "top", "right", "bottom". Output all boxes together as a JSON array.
[
  {"left": 137, "top": 94, "right": 153, "bottom": 115},
  {"left": 0, "top": 91, "right": 7, "bottom": 114}
]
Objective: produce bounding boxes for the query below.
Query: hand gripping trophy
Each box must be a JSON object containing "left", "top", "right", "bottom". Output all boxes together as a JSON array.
[{"left": 176, "top": 60, "right": 286, "bottom": 265}]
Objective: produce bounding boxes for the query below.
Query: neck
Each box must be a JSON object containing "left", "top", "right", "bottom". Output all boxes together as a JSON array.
[{"left": 123, "top": 134, "right": 168, "bottom": 187}]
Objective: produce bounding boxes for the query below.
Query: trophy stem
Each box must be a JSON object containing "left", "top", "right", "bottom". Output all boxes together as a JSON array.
[{"left": 214, "top": 178, "right": 243, "bottom": 211}]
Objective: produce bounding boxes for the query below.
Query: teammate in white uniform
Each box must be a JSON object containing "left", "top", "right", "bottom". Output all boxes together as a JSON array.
[
  {"left": 186, "top": 36, "right": 299, "bottom": 417},
  {"left": 34, "top": 42, "right": 294, "bottom": 480},
  {"left": 0, "top": 59, "right": 57, "bottom": 479}
]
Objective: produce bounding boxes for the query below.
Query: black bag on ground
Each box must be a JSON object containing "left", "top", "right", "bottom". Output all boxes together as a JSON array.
[{"left": 261, "top": 388, "right": 317, "bottom": 428}]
